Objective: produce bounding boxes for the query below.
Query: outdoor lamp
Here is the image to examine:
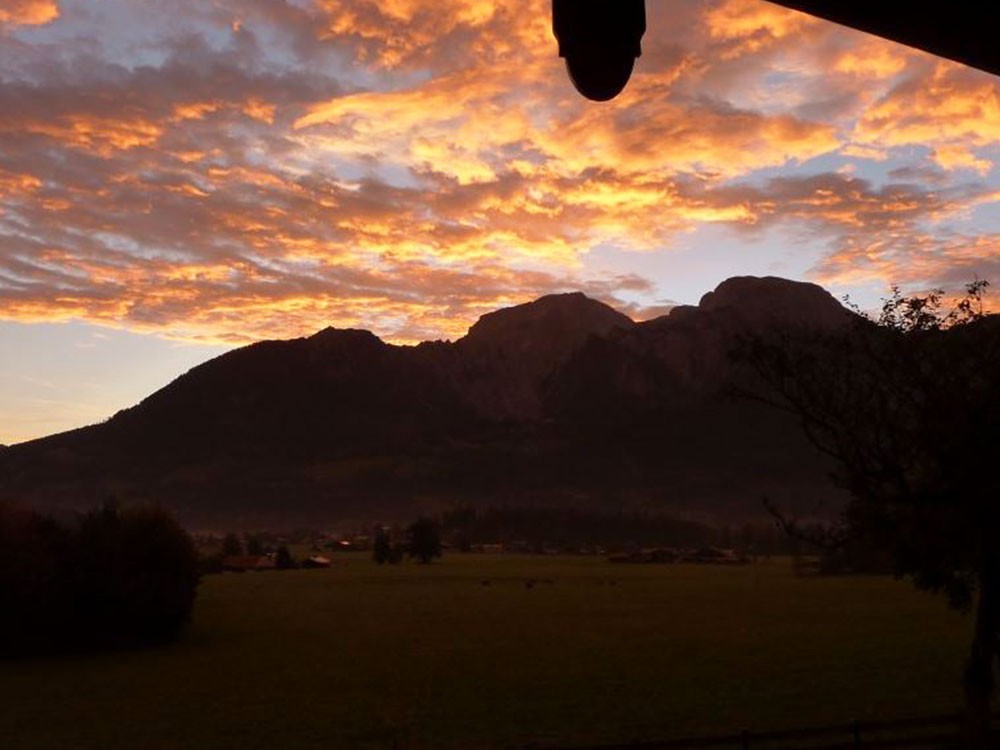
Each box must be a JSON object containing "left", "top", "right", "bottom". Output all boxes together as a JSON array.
[{"left": 552, "top": 0, "right": 646, "bottom": 101}]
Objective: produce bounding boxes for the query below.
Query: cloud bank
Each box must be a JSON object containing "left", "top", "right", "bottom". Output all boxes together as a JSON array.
[{"left": 1, "top": 0, "right": 998, "bottom": 345}]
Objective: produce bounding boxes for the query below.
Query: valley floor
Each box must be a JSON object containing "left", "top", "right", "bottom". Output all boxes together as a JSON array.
[{"left": 0, "top": 555, "right": 972, "bottom": 749}]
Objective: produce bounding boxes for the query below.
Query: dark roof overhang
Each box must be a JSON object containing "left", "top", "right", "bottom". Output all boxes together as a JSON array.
[{"left": 769, "top": 1, "right": 1000, "bottom": 77}]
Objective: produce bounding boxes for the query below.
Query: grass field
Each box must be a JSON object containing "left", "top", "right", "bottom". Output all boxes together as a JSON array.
[{"left": 0, "top": 555, "right": 974, "bottom": 750}]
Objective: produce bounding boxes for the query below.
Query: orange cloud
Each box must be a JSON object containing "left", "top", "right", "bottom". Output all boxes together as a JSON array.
[
  {"left": 853, "top": 61, "right": 1000, "bottom": 168},
  {"left": 932, "top": 144, "right": 993, "bottom": 175},
  {"left": 171, "top": 102, "right": 221, "bottom": 122},
  {"left": 313, "top": 0, "right": 549, "bottom": 70},
  {"left": 297, "top": 46, "right": 840, "bottom": 199},
  {"left": 0, "top": 168, "right": 41, "bottom": 199},
  {"left": 12, "top": 115, "right": 163, "bottom": 154},
  {"left": 0, "top": 0, "right": 58, "bottom": 28},
  {"left": 242, "top": 98, "right": 276, "bottom": 124},
  {"left": 703, "top": 0, "right": 815, "bottom": 58},
  {"left": 814, "top": 233, "right": 1000, "bottom": 294},
  {"left": 832, "top": 37, "right": 911, "bottom": 78}
]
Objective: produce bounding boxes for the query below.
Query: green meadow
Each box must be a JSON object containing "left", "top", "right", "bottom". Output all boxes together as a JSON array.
[{"left": 0, "top": 555, "right": 972, "bottom": 750}]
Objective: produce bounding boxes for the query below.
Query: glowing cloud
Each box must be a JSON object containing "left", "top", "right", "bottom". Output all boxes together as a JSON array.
[
  {"left": 704, "top": 0, "right": 815, "bottom": 57},
  {"left": 853, "top": 61, "right": 1000, "bottom": 164},
  {"left": 0, "top": 0, "right": 58, "bottom": 28}
]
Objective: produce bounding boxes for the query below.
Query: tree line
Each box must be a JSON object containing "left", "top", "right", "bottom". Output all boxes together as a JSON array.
[{"left": 439, "top": 505, "right": 803, "bottom": 555}]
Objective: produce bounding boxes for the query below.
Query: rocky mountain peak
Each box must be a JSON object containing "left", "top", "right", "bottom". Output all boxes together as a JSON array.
[
  {"left": 462, "top": 292, "right": 634, "bottom": 355},
  {"left": 307, "top": 327, "right": 386, "bottom": 349},
  {"left": 696, "top": 275, "right": 851, "bottom": 329},
  {"left": 454, "top": 292, "right": 635, "bottom": 420}
]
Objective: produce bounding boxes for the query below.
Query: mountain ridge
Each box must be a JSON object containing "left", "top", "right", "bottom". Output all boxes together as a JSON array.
[{"left": 0, "top": 276, "right": 852, "bottom": 527}]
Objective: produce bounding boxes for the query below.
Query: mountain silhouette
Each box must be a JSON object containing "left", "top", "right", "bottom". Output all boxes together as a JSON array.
[{"left": 0, "top": 277, "right": 851, "bottom": 528}]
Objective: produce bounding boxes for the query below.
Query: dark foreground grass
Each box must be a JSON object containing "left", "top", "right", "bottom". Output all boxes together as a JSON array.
[{"left": 0, "top": 555, "right": 972, "bottom": 749}]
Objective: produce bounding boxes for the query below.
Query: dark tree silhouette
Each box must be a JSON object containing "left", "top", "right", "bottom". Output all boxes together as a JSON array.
[
  {"left": 221, "top": 532, "right": 243, "bottom": 557},
  {"left": 245, "top": 535, "right": 265, "bottom": 556},
  {"left": 0, "top": 500, "right": 200, "bottom": 654},
  {"left": 738, "top": 280, "right": 998, "bottom": 748},
  {"left": 406, "top": 517, "right": 443, "bottom": 564},
  {"left": 388, "top": 542, "right": 405, "bottom": 565},
  {"left": 274, "top": 545, "right": 296, "bottom": 570},
  {"left": 0, "top": 503, "right": 74, "bottom": 653},
  {"left": 73, "top": 501, "right": 201, "bottom": 645},
  {"left": 372, "top": 526, "right": 392, "bottom": 565}
]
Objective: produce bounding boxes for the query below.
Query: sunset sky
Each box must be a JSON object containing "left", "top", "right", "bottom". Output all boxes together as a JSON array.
[{"left": 2, "top": 0, "right": 999, "bottom": 444}]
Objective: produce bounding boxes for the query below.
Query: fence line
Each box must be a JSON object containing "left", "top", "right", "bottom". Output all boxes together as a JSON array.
[{"left": 524, "top": 710, "right": 1000, "bottom": 750}]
